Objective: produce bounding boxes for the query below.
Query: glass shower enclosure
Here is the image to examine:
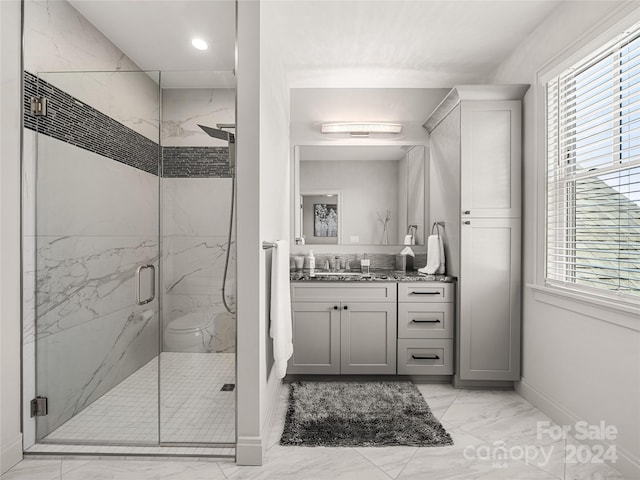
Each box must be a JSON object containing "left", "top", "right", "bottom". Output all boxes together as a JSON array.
[{"left": 26, "top": 69, "right": 236, "bottom": 447}]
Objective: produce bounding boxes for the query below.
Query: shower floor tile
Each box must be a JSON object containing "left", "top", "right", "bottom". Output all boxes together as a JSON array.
[{"left": 43, "top": 352, "right": 235, "bottom": 445}]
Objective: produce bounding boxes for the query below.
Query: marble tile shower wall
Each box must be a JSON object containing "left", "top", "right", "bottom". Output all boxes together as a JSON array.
[
  {"left": 22, "top": 64, "right": 165, "bottom": 438},
  {"left": 160, "top": 88, "right": 236, "bottom": 354},
  {"left": 19, "top": 0, "right": 233, "bottom": 449},
  {"left": 24, "top": 72, "right": 159, "bottom": 174},
  {"left": 161, "top": 178, "right": 236, "bottom": 354},
  {"left": 24, "top": 132, "right": 160, "bottom": 439},
  {"left": 22, "top": 0, "right": 163, "bottom": 447},
  {"left": 22, "top": 76, "right": 237, "bottom": 439}
]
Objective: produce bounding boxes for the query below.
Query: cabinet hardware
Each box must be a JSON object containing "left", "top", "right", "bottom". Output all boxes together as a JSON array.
[
  {"left": 463, "top": 221, "right": 471, "bottom": 225},
  {"left": 411, "top": 319, "right": 441, "bottom": 323},
  {"left": 333, "top": 305, "right": 338, "bottom": 310},
  {"left": 410, "top": 291, "right": 441, "bottom": 295},
  {"left": 463, "top": 210, "right": 471, "bottom": 215},
  {"left": 343, "top": 305, "right": 348, "bottom": 310},
  {"left": 412, "top": 354, "right": 440, "bottom": 360}
]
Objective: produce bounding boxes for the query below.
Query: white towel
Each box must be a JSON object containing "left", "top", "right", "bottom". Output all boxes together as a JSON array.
[
  {"left": 419, "top": 234, "right": 446, "bottom": 275},
  {"left": 270, "top": 240, "right": 293, "bottom": 379}
]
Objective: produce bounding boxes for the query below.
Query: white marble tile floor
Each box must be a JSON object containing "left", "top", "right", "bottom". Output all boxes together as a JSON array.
[{"left": 6, "top": 384, "right": 626, "bottom": 480}]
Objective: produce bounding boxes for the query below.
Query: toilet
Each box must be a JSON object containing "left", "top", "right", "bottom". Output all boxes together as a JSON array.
[{"left": 163, "top": 312, "right": 214, "bottom": 353}]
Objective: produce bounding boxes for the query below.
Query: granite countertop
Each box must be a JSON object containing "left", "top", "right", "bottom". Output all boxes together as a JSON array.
[{"left": 290, "top": 269, "right": 456, "bottom": 283}]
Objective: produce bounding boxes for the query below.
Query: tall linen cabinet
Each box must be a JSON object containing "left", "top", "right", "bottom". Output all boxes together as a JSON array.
[{"left": 425, "top": 85, "right": 528, "bottom": 385}]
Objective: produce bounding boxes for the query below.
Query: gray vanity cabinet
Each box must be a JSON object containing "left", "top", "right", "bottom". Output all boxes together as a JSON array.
[
  {"left": 340, "top": 302, "right": 396, "bottom": 374},
  {"left": 289, "top": 302, "right": 341, "bottom": 374},
  {"left": 289, "top": 282, "right": 397, "bottom": 375},
  {"left": 397, "top": 282, "right": 455, "bottom": 375}
]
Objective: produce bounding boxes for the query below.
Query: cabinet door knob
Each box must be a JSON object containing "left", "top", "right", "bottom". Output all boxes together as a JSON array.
[
  {"left": 463, "top": 210, "right": 471, "bottom": 215},
  {"left": 464, "top": 221, "right": 471, "bottom": 225},
  {"left": 333, "top": 305, "right": 338, "bottom": 310},
  {"left": 343, "top": 305, "right": 348, "bottom": 310}
]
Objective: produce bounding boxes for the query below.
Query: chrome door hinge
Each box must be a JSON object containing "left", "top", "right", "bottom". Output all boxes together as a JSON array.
[
  {"left": 30, "top": 396, "right": 48, "bottom": 417},
  {"left": 30, "top": 97, "right": 47, "bottom": 117}
]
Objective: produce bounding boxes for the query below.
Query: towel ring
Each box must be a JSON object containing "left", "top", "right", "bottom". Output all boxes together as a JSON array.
[{"left": 431, "top": 221, "right": 445, "bottom": 236}]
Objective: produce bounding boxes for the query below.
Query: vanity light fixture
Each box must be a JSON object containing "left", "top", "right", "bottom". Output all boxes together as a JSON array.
[
  {"left": 321, "top": 122, "right": 402, "bottom": 137},
  {"left": 191, "top": 38, "right": 208, "bottom": 51}
]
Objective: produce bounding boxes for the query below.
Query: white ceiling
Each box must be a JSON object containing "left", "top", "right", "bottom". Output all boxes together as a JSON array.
[
  {"left": 67, "top": 0, "right": 563, "bottom": 146},
  {"left": 68, "top": 0, "right": 236, "bottom": 86},
  {"left": 265, "top": 0, "right": 562, "bottom": 88},
  {"left": 69, "top": 0, "right": 562, "bottom": 89}
]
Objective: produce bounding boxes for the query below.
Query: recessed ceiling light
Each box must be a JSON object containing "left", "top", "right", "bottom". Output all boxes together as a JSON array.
[{"left": 191, "top": 38, "right": 208, "bottom": 51}]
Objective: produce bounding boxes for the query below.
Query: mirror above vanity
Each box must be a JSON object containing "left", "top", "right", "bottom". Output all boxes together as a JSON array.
[{"left": 293, "top": 145, "right": 426, "bottom": 246}]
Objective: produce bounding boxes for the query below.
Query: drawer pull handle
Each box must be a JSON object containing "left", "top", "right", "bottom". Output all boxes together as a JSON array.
[
  {"left": 410, "top": 291, "right": 441, "bottom": 295},
  {"left": 412, "top": 319, "right": 440, "bottom": 323},
  {"left": 412, "top": 354, "right": 440, "bottom": 360}
]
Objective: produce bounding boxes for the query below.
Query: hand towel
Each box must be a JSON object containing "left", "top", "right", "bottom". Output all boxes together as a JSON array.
[
  {"left": 437, "top": 235, "right": 446, "bottom": 274},
  {"left": 270, "top": 240, "right": 293, "bottom": 379},
  {"left": 419, "top": 235, "right": 446, "bottom": 275}
]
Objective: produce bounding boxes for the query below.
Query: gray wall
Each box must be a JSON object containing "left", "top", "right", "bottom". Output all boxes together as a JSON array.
[{"left": 490, "top": 2, "right": 640, "bottom": 478}]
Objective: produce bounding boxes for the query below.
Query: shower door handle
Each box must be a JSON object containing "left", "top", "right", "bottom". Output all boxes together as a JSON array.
[{"left": 135, "top": 264, "right": 156, "bottom": 305}]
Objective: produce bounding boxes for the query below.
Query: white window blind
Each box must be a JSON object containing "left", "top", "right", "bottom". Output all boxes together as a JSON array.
[{"left": 546, "top": 24, "right": 640, "bottom": 298}]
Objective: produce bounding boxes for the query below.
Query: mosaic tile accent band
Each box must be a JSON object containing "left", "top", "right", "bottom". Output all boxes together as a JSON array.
[
  {"left": 24, "top": 72, "right": 231, "bottom": 179},
  {"left": 24, "top": 71, "right": 159, "bottom": 175},
  {"left": 162, "top": 146, "right": 232, "bottom": 178}
]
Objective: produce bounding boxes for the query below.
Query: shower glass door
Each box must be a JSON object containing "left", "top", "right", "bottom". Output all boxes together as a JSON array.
[
  {"left": 158, "top": 72, "right": 236, "bottom": 445},
  {"left": 32, "top": 70, "right": 162, "bottom": 444}
]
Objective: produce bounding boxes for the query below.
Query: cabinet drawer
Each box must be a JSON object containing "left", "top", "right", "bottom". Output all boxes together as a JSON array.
[
  {"left": 398, "top": 303, "right": 453, "bottom": 339},
  {"left": 398, "top": 283, "right": 454, "bottom": 302},
  {"left": 397, "top": 339, "right": 453, "bottom": 375},
  {"left": 291, "top": 282, "right": 396, "bottom": 303}
]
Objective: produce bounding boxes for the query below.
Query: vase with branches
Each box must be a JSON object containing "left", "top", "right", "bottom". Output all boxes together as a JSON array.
[{"left": 377, "top": 209, "right": 391, "bottom": 245}]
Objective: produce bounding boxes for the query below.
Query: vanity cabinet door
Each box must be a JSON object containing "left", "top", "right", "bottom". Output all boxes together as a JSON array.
[
  {"left": 340, "top": 303, "right": 397, "bottom": 375},
  {"left": 288, "top": 302, "right": 341, "bottom": 375}
]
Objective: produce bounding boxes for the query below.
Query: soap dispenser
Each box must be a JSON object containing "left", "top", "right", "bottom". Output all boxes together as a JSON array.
[
  {"left": 360, "top": 253, "right": 370, "bottom": 275},
  {"left": 306, "top": 250, "right": 315, "bottom": 275}
]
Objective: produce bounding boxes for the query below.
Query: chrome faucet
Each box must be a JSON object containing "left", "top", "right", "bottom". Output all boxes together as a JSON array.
[{"left": 407, "top": 225, "right": 418, "bottom": 244}]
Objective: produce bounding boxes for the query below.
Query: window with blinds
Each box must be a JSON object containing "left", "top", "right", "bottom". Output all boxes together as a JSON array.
[{"left": 546, "top": 25, "right": 640, "bottom": 299}]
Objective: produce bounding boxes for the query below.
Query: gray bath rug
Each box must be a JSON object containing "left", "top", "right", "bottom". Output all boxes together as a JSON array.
[{"left": 280, "top": 381, "right": 453, "bottom": 447}]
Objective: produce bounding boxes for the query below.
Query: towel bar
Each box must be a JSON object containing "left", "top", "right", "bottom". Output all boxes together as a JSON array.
[{"left": 262, "top": 241, "right": 277, "bottom": 250}]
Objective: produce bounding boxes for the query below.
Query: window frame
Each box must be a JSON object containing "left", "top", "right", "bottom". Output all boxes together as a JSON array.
[{"left": 543, "top": 25, "right": 640, "bottom": 303}]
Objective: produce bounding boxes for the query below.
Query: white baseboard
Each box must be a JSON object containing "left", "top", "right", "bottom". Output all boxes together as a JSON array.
[
  {"left": 1, "top": 433, "right": 23, "bottom": 474},
  {"left": 236, "top": 436, "right": 263, "bottom": 466},
  {"left": 262, "top": 370, "right": 283, "bottom": 445},
  {"left": 517, "top": 378, "right": 640, "bottom": 480}
]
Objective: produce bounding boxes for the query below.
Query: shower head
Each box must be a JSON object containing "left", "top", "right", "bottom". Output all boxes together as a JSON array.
[
  {"left": 198, "top": 124, "right": 236, "bottom": 169},
  {"left": 198, "top": 124, "right": 235, "bottom": 143}
]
